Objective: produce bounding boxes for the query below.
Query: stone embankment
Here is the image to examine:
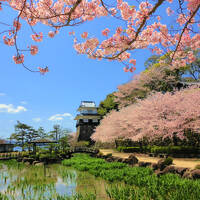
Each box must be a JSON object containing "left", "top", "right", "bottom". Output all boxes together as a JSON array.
[{"left": 96, "top": 153, "right": 200, "bottom": 180}]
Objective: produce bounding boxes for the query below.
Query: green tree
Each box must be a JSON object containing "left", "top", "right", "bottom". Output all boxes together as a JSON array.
[
  {"left": 25, "top": 127, "right": 39, "bottom": 152},
  {"left": 12, "top": 121, "right": 30, "bottom": 151},
  {"left": 48, "top": 126, "right": 72, "bottom": 152},
  {"left": 48, "top": 125, "right": 71, "bottom": 142},
  {"left": 49, "top": 125, "right": 62, "bottom": 141},
  {"left": 183, "top": 50, "right": 200, "bottom": 81},
  {"left": 98, "top": 93, "right": 119, "bottom": 116},
  {"left": 144, "top": 55, "right": 160, "bottom": 69},
  {"left": 37, "top": 127, "right": 47, "bottom": 139},
  {"left": 143, "top": 54, "right": 189, "bottom": 93},
  {"left": 12, "top": 121, "right": 39, "bottom": 151},
  {"left": 59, "top": 134, "right": 71, "bottom": 152}
]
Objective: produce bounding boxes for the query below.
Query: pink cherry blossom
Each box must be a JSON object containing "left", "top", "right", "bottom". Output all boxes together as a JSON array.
[
  {"left": 81, "top": 32, "right": 88, "bottom": 39},
  {"left": 92, "top": 86, "right": 200, "bottom": 143},
  {"left": 3, "top": 36, "right": 14, "bottom": 46},
  {"left": 167, "top": 0, "right": 173, "bottom": 3},
  {"left": 129, "top": 59, "right": 136, "bottom": 66},
  {"left": 166, "top": 7, "right": 174, "bottom": 16},
  {"left": 48, "top": 31, "right": 55, "bottom": 38},
  {"left": 13, "top": 54, "right": 24, "bottom": 64},
  {"left": 38, "top": 66, "right": 49, "bottom": 74},
  {"left": 123, "top": 67, "right": 129, "bottom": 72},
  {"left": 30, "top": 45, "right": 38, "bottom": 55},
  {"left": 69, "top": 31, "right": 75, "bottom": 36},
  {"left": 0, "top": 0, "right": 199, "bottom": 72},
  {"left": 13, "top": 20, "right": 21, "bottom": 31},
  {"left": 102, "top": 28, "right": 110, "bottom": 37},
  {"left": 31, "top": 32, "right": 43, "bottom": 42}
]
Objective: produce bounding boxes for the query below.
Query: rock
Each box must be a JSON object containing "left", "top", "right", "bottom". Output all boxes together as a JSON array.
[
  {"left": 22, "top": 157, "right": 35, "bottom": 164},
  {"left": 103, "top": 154, "right": 112, "bottom": 159},
  {"left": 17, "top": 158, "right": 23, "bottom": 162},
  {"left": 157, "top": 159, "right": 165, "bottom": 170},
  {"left": 24, "top": 161, "right": 30, "bottom": 166},
  {"left": 105, "top": 157, "right": 114, "bottom": 162},
  {"left": 22, "top": 157, "right": 28, "bottom": 162},
  {"left": 64, "top": 155, "right": 71, "bottom": 159},
  {"left": 160, "top": 166, "right": 188, "bottom": 176},
  {"left": 138, "top": 161, "right": 152, "bottom": 167},
  {"left": 182, "top": 170, "right": 192, "bottom": 179},
  {"left": 102, "top": 155, "right": 108, "bottom": 159},
  {"left": 162, "top": 166, "right": 176, "bottom": 174},
  {"left": 151, "top": 163, "right": 158, "bottom": 170},
  {"left": 157, "top": 158, "right": 172, "bottom": 170},
  {"left": 155, "top": 169, "right": 165, "bottom": 177},
  {"left": 32, "top": 161, "right": 40, "bottom": 165},
  {"left": 175, "top": 167, "right": 188, "bottom": 176},
  {"left": 126, "top": 154, "right": 138, "bottom": 164},
  {"left": 191, "top": 169, "right": 200, "bottom": 179},
  {"left": 116, "top": 157, "right": 124, "bottom": 162},
  {"left": 112, "top": 156, "right": 123, "bottom": 162},
  {"left": 123, "top": 158, "right": 138, "bottom": 165},
  {"left": 96, "top": 153, "right": 103, "bottom": 158},
  {"left": 35, "top": 162, "right": 44, "bottom": 166}
]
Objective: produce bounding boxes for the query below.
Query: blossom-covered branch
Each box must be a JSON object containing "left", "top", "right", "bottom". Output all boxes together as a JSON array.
[{"left": 0, "top": 0, "right": 199, "bottom": 73}]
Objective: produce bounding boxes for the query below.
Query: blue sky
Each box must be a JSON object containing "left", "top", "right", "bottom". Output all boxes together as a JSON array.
[{"left": 0, "top": 1, "right": 175, "bottom": 139}]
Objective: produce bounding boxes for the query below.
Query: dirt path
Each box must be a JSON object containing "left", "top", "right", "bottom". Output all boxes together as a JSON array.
[{"left": 100, "top": 149, "right": 200, "bottom": 169}]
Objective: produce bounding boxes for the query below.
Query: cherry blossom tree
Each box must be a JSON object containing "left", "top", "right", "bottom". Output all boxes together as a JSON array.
[
  {"left": 0, "top": 0, "right": 199, "bottom": 73},
  {"left": 114, "top": 54, "right": 183, "bottom": 107},
  {"left": 91, "top": 86, "right": 200, "bottom": 143}
]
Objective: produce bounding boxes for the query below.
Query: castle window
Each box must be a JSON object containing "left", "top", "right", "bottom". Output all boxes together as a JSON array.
[{"left": 83, "top": 119, "right": 88, "bottom": 123}]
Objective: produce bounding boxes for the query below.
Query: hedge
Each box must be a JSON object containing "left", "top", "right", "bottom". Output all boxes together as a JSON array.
[{"left": 117, "top": 146, "right": 200, "bottom": 155}]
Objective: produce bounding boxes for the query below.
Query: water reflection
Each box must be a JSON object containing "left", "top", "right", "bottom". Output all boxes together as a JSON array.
[{"left": 0, "top": 162, "right": 109, "bottom": 199}]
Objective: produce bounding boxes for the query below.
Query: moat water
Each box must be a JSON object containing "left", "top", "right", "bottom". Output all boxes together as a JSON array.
[{"left": 0, "top": 162, "right": 110, "bottom": 200}]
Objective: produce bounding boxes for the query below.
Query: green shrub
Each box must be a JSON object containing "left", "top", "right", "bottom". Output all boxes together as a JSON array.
[
  {"left": 21, "top": 151, "right": 29, "bottom": 157},
  {"left": 105, "top": 153, "right": 112, "bottom": 157},
  {"left": 195, "top": 164, "right": 200, "bottom": 169},
  {"left": 39, "top": 153, "right": 57, "bottom": 161},
  {"left": 117, "top": 146, "right": 141, "bottom": 153},
  {"left": 38, "top": 149, "right": 49, "bottom": 154},
  {"left": 73, "top": 141, "right": 90, "bottom": 147},
  {"left": 117, "top": 145, "right": 200, "bottom": 156},
  {"left": 150, "top": 146, "right": 200, "bottom": 155},
  {"left": 163, "top": 157, "right": 173, "bottom": 166}
]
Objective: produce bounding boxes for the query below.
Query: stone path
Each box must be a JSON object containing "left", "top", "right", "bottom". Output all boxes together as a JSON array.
[{"left": 100, "top": 149, "right": 200, "bottom": 169}]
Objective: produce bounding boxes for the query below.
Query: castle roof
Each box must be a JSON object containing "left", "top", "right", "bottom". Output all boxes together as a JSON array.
[{"left": 80, "top": 101, "right": 96, "bottom": 107}]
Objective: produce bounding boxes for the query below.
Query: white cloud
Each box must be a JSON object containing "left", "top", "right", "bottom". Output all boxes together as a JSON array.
[
  {"left": 20, "top": 101, "right": 27, "bottom": 105},
  {"left": 0, "top": 93, "right": 6, "bottom": 96},
  {"left": 48, "top": 113, "right": 72, "bottom": 121},
  {"left": 0, "top": 104, "right": 27, "bottom": 114},
  {"left": 33, "top": 118, "right": 41, "bottom": 122},
  {"left": 62, "top": 113, "right": 71, "bottom": 117}
]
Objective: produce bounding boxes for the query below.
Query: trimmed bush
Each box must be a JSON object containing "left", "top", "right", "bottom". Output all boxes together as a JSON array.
[
  {"left": 117, "top": 145, "right": 200, "bottom": 156},
  {"left": 117, "top": 146, "right": 141, "bottom": 153},
  {"left": 195, "top": 164, "right": 200, "bottom": 170},
  {"left": 163, "top": 157, "right": 173, "bottom": 166},
  {"left": 105, "top": 153, "right": 112, "bottom": 157}
]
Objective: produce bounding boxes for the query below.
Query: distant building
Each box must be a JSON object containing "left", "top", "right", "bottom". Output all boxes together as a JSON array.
[
  {"left": 0, "top": 140, "right": 14, "bottom": 152},
  {"left": 74, "top": 101, "right": 101, "bottom": 142}
]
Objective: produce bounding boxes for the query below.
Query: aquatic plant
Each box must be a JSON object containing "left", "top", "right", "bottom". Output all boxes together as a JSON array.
[{"left": 62, "top": 154, "right": 200, "bottom": 200}]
